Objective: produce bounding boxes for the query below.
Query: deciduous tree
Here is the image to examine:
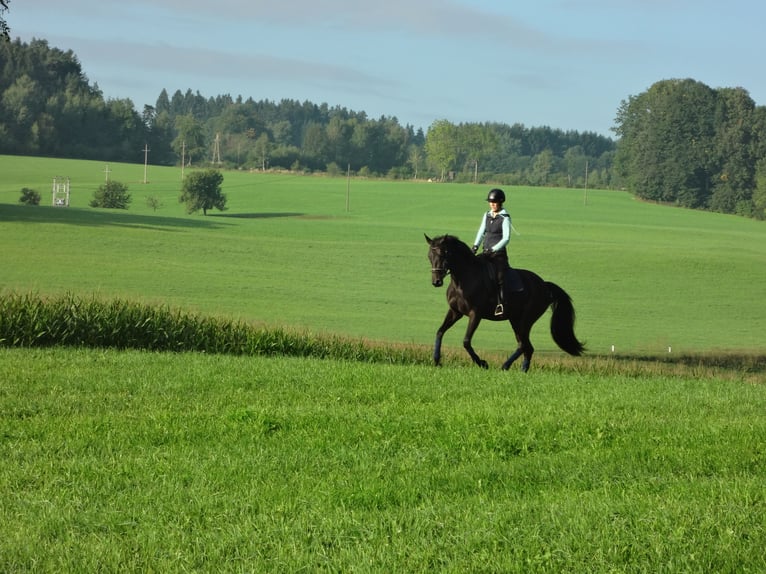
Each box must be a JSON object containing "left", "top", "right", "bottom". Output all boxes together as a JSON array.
[
  {"left": 90, "top": 180, "right": 131, "bottom": 209},
  {"left": 424, "top": 119, "right": 458, "bottom": 181},
  {"left": 179, "top": 169, "right": 226, "bottom": 216}
]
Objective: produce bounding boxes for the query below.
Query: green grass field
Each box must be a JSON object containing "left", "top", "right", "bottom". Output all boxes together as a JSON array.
[
  {"left": 1, "top": 155, "right": 765, "bottom": 571},
  {"left": 1, "top": 154, "right": 764, "bottom": 357},
  {"left": 2, "top": 348, "right": 765, "bottom": 572}
]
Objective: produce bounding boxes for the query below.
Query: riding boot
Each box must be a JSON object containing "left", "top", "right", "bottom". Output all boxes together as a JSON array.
[{"left": 494, "top": 277, "right": 504, "bottom": 316}]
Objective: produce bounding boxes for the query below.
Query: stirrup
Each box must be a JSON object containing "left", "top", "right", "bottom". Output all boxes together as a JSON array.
[{"left": 494, "top": 303, "right": 504, "bottom": 316}]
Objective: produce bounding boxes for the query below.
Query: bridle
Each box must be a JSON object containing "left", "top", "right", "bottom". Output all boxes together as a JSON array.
[{"left": 429, "top": 246, "right": 451, "bottom": 278}]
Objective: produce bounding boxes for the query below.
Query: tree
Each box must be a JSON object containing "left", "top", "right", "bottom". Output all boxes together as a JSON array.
[
  {"left": 709, "top": 87, "right": 757, "bottom": 214},
  {"left": 146, "top": 195, "right": 162, "bottom": 212},
  {"left": 613, "top": 78, "right": 766, "bottom": 216},
  {"left": 180, "top": 169, "right": 226, "bottom": 215},
  {"left": 1, "top": 0, "right": 9, "bottom": 42},
  {"left": 90, "top": 180, "right": 131, "bottom": 209},
  {"left": 407, "top": 144, "right": 424, "bottom": 179},
  {"left": 530, "top": 149, "right": 555, "bottom": 186},
  {"left": 252, "top": 133, "right": 271, "bottom": 171},
  {"left": 19, "top": 187, "right": 40, "bottom": 205},
  {"left": 458, "top": 123, "right": 499, "bottom": 182},
  {"left": 564, "top": 146, "right": 587, "bottom": 187},
  {"left": 424, "top": 119, "right": 458, "bottom": 181},
  {"left": 614, "top": 79, "right": 718, "bottom": 207},
  {"left": 173, "top": 114, "right": 206, "bottom": 166},
  {"left": 301, "top": 121, "right": 327, "bottom": 168},
  {"left": 753, "top": 159, "right": 766, "bottom": 220}
]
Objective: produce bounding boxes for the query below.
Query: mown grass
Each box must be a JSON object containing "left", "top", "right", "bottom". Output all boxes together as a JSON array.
[
  {"left": 2, "top": 347, "right": 765, "bottom": 572},
  {"left": 2, "top": 155, "right": 765, "bottom": 355}
]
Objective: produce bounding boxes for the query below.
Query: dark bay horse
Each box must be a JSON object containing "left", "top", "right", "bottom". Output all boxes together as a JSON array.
[{"left": 425, "top": 234, "right": 585, "bottom": 371}]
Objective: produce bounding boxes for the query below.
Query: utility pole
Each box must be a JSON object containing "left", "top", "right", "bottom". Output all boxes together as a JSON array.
[
  {"left": 181, "top": 140, "right": 186, "bottom": 181},
  {"left": 212, "top": 132, "right": 222, "bottom": 166},
  {"left": 142, "top": 144, "right": 150, "bottom": 183},
  {"left": 346, "top": 163, "right": 351, "bottom": 212},
  {"left": 583, "top": 160, "right": 589, "bottom": 205},
  {"left": 103, "top": 164, "right": 111, "bottom": 182}
]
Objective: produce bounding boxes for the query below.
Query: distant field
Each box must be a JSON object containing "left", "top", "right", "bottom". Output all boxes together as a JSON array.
[{"left": 1, "top": 154, "right": 765, "bottom": 356}]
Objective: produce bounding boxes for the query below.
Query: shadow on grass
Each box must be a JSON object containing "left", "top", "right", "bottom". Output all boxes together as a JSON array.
[
  {"left": 613, "top": 352, "right": 766, "bottom": 374},
  {"left": 475, "top": 348, "right": 766, "bottom": 380},
  {"left": 209, "top": 212, "right": 303, "bottom": 219},
  {"left": 0, "top": 203, "right": 232, "bottom": 231}
]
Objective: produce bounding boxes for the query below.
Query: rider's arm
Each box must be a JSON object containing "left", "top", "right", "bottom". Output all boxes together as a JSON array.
[{"left": 473, "top": 214, "right": 487, "bottom": 249}]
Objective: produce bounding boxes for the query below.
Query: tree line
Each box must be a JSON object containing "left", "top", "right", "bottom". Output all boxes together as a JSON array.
[
  {"left": 614, "top": 78, "right": 766, "bottom": 218},
  {"left": 2, "top": 38, "right": 765, "bottom": 218},
  {"left": 0, "top": 39, "right": 616, "bottom": 187}
]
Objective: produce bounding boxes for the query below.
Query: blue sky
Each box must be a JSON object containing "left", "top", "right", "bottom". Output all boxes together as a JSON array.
[{"left": 7, "top": 0, "right": 765, "bottom": 137}]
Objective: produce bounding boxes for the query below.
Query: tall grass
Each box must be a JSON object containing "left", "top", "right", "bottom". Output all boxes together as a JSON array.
[
  {"left": 0, "top": 292, "right": 429, "bottom": 365},
  {"left": 2, "top": 291, "right": 762, "bottom": 380}
]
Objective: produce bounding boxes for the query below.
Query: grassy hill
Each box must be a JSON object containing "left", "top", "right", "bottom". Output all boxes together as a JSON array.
[{"left": 1, "top": 154, "right": 764, "bottom": 356}]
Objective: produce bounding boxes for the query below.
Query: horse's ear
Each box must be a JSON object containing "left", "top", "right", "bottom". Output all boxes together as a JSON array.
[{"left": 424, "top": 234, "right": 432, "bottom": 244}]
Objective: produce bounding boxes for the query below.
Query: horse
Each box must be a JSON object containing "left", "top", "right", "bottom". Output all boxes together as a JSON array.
[{"left": 425, "top": 234, "right": 585, "bottom": 371}]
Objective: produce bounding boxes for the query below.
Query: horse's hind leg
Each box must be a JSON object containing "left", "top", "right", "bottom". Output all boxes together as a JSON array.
[{"left": 502, "top": 319, "right": 536, "bottom": 372}]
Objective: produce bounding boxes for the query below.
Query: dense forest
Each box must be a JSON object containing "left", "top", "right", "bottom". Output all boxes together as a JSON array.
[
  {"left": 614, "top": 79, "right": 766, "bottom": 218},
  {"left": 1, "top": 38, "right": 765, "bottom": 218},
  {"left": 0, "top": 38, "right": 615, "bottom": 187}
]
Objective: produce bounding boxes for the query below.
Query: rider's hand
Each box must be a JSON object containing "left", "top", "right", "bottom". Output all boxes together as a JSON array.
[{"left": 472, "top": 245, "right": 478, "bottom": 254}]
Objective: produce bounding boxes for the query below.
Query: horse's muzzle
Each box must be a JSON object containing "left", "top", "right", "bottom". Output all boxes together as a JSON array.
[{"left": 432, "top": 277, "right": 444, "bottom": 287}]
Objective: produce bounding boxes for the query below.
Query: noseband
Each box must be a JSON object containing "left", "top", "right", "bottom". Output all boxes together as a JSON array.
[{"left": 430, "top": 247, "right": 450, "bottom": 277}]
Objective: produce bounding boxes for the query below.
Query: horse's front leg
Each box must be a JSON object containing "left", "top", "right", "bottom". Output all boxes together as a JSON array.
[
  {"left": 463, "top": 312, "right": 488, "bottom": 369},
  {"left": 434, "top": 308, "right": 462, "bottom": 366},
  {"left": 501, "top": 347, "right": 524, "bottom": 371}
]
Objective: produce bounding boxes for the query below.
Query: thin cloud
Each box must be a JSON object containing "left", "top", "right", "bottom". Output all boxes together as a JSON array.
[
  {"left": 45, "top": 0, "right": 605, "bottom": 55},
  {"left": 49, "top": 35, "right": 399, "bottom": 92}
]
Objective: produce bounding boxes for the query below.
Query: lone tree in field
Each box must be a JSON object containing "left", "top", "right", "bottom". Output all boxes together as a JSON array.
[
  {"left": 90, "top": 180, "right": 131, "bottom": 209},
  {"left": 19, "top": 187, "right": 41, "bottom": 205},
  {"left": 180, "top": 169, "right": 227, "bottom": 215}
]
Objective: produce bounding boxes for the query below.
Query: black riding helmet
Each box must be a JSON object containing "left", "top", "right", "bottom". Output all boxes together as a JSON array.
[{"left": 486, "top": 188, "right": 506, "bottom": 203}]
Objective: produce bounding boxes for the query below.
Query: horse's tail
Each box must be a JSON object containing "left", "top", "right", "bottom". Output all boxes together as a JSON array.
[{"left": 546, "top": 282, "right": 585, "bottom": 356}]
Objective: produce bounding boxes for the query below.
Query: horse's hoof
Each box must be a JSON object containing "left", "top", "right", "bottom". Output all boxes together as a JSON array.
[{"left": 479, "top": 360, "right": 489, "bottom": 369}]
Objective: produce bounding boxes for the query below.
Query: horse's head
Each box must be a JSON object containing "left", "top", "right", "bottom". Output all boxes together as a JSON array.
[{"left": 425, "top": 234, "right": 452, "bottom": 287}]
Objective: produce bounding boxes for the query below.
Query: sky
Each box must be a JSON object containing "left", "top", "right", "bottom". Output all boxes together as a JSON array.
[{"left": 6, "top": 0, "right": 766, "bottom": 138}]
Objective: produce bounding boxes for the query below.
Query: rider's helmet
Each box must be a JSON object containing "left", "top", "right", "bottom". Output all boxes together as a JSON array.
[{"left": 486, "top": 188, "right": 506, "bottom": 203}]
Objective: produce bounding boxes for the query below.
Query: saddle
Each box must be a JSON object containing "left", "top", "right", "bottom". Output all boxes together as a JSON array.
[
  {"left": 479, "top": 260, "right": 524, "bottom": 294},
  {"left": 504, "top": 268, "right": 524, "bottom": 292}
]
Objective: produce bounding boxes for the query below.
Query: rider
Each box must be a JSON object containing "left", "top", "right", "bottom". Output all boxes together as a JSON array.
[{"left": 472, "top": 188, "right": 511, "bottom": 316}]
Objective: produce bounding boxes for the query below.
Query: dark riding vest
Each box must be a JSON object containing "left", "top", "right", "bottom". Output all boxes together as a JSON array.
[{"left": 482, "top": 212, "right": 509, "bottom": 254}]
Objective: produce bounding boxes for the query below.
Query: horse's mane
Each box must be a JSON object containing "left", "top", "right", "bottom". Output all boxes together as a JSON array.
[{"left": 438, "top": 234, "right": 474, "bottom": 258}]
